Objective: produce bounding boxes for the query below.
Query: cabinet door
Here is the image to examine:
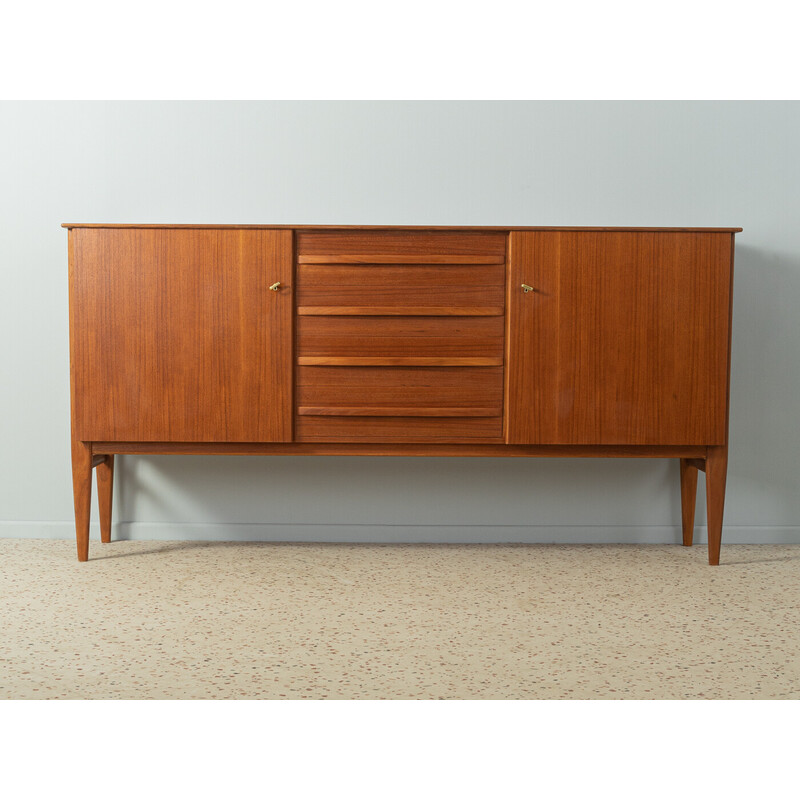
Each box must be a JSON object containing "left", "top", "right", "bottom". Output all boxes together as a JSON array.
[
  {"left": 70, "top": 228, "right": 293, "bottom": 442},
  {"left": 506, "top": 231, "right": 732, "bottom": 445}
]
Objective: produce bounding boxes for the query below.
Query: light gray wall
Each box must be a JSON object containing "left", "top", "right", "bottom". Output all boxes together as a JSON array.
[{"left": 2, "top": 101, "right": 798, "bottom": 544}]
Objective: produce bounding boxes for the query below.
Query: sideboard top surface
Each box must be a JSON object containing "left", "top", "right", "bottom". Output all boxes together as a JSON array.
[{"left": 62, "top": 224, "right": 743, "bottom": 232}]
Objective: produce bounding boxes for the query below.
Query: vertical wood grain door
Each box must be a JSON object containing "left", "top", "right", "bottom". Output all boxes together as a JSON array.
[
  {"left": 506, "top": 231, "right": 733, "bottom": 445},
  {"left": 70, "top": 228, "right": 293, "bottom": 442}
]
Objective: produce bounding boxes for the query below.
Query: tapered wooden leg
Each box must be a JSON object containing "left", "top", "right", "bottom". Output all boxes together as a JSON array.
[
  {"left": 96, "top": 454, "right": 114, "bottom": 543},
  {"left": 71, "top": 439, "right": 93, "bottom": 562},
  {"left": 705, "top": 446, "right": 728, "bottom": 566},
  {"left": 679, "top": 458, "right": 699, "bottom": 546}
]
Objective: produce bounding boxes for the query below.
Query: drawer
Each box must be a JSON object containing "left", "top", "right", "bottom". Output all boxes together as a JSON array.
[
  {"left": 295, "top": 416, "right": 503, "bottom": 443},
  {"left": 297, "top": 366, "right": 503, "bottom": 417},
  {"left": 296, "top": 316, "right": 504, "bottom": 363},
  {"left": 296, "top": 264, "right": 505, "bottom": 316},
  {"left": 296, "top": 230, "right": 506, "bottom": 262}
]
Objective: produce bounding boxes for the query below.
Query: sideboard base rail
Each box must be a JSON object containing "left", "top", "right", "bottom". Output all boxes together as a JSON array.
[
  {"left": 90, "top": 442, "right": 709, "bottom": 458},
  {"left": 72, "top": 441, "right": 726, "bottom": 565}
]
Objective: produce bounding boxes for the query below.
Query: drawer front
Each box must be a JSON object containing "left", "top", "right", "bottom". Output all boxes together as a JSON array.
[
  {"left": 294, "top": 231, "right": 507, "bottom": 443},
  {"left": 297, "top": 316, "right": 504, "bottom": 362},
  {"left": 296, "top": 230, "right": 506, "bottom": 260},
  {"left": 297, "top": 264, "right": 505, "bottom": 316},
  {"left": 297, "top": 366, "right": 504, "bottom": 417}
]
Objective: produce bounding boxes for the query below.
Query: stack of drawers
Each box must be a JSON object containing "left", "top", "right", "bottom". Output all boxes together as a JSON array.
[{"left": 294, "top": 231, "right": 507, "bottom": 442}]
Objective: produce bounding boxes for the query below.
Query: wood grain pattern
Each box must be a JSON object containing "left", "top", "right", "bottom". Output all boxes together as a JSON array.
[
  {"left": 295, "top": 416, "right": 503, "bottom": 443},
  {"left": 724, "top": 234, "right": 736, "bottom": 445},
  {"left": 506, "top": 231, "right": 732, "bottom": 445},
  {"left": 297, "top": 316, "right": 504, "bottom": 359},
  {"left": 296, "top": 264, "right": 505, "bottom": 314},
  {"left": 70, "top": 228, "right": 293, "bottom": 442},
  {"left": 679, "top": 457, "right": 698, "bottom": 546}
]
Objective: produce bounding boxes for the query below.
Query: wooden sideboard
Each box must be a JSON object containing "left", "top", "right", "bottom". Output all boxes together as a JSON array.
[{"left": 66, "top": 225, "right": 740, "bottom": 564}]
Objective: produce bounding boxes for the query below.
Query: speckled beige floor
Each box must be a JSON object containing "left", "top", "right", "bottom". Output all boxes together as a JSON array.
[{"left": 1, "top": 540, "right": 799, "bottom": 699}]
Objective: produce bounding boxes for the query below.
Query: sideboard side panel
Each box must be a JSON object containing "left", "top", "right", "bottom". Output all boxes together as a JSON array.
[
  {"left": 70, "top": 228, "right": 293, "bottom": 442},
  {"left": 506, "top": 231, "right": 732, "bottom": 445}
]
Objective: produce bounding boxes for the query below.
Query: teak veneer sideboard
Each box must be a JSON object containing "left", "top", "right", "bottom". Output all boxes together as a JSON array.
[{"left": 65, "top": 224, "right": 741, "bottom": 564}]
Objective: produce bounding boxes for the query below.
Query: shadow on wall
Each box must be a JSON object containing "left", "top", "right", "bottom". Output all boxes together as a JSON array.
[
  {"left": 728, "top": 244, "right": 800, "bottom": 519},
  {"left": 114, "top": 453, "right": 678, "bottom": 543}
]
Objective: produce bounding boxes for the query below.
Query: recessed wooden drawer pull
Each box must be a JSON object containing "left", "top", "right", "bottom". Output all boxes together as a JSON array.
[
  {"left": 297, "top": 406, "right": 502, "bottom": 417},
  {"left": 297, "top": 356, "right": 503, "bottom": 367},
  {"left": 297, "top": 306, "right": 504, "bottom": 316},
  {"left": 297, "top": 255, "right": 505, "bottom": 265}
]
